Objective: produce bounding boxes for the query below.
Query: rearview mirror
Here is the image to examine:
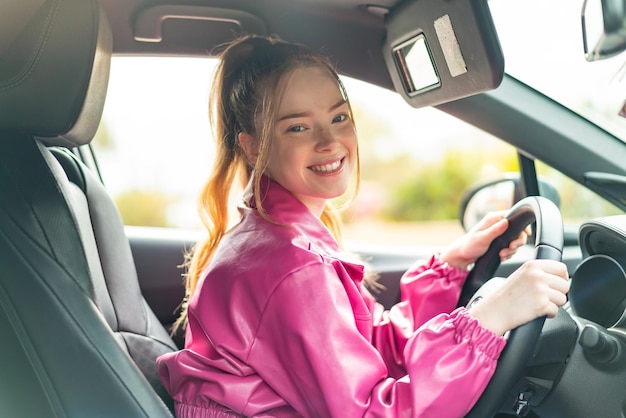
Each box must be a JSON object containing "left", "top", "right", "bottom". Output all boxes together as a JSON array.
[{"left": 582, "top": 0, "right": 626, "bottom": 61}]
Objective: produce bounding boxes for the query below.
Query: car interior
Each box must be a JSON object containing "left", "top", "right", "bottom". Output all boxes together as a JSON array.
[{"left": 4, "top": 0, "right": 626, "bottom": 417}]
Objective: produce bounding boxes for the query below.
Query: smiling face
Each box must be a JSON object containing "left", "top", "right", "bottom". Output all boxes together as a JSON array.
[
  {"left": 240, "top": 64, "right": 358, "bottom": 216},
  {"left": 265, "top": 65, "right": 357, "bottom": 215}
]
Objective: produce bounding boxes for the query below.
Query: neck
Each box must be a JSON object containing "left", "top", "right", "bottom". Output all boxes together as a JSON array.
[{"left": 292, "top": 193, "right": 327, "bottom": 218}]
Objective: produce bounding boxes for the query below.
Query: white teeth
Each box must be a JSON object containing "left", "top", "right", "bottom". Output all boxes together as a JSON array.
[{"left": 310, "top": 159, "right": 341, "bottom": 172}]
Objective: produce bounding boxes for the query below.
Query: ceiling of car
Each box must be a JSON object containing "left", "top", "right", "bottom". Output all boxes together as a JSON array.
[{"left": 97, "top": 0, "right": 399, "bottom": 89}]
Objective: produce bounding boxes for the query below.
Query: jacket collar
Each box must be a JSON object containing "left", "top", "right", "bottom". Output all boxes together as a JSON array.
[
  {"left": 241, "top": 175, "right": 365, "bottom": 284},
  {"left": 241, "top": 175, "right": 341, "bottom": 254}
]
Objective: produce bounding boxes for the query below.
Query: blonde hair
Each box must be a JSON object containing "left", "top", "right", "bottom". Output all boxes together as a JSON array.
[{"left": 172, "top": 35, "right": 360, "bottom": 333}]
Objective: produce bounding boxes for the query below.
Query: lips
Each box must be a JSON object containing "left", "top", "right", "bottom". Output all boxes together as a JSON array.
[{"left": 309, "top": 157, "right": 344, "bottom": 173}]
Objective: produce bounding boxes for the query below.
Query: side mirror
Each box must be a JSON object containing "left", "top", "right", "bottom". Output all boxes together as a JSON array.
[
  {"left": 459, "top": 174, "right": 561, "bottom": 231},
  {"left": 582, "top": 0, "right": 626, "bottom": 61}
]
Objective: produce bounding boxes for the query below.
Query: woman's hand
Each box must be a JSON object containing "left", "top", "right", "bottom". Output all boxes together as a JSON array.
[
  {"left": 468, "top": 259, "right": 570, "bottom": 336},
  {"left": 440, "top": 211, "right": 529, "bottom": 271}
]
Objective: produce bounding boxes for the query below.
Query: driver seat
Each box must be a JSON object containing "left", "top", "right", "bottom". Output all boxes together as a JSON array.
[{"left": 0, "top": 0, "right": 175, "bottom": 416}]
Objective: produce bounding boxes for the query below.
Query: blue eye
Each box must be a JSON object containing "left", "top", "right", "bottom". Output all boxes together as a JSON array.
[
  {"left": 287, "top": 125, "right": 306, "bottom": 133},
  {"left": 333, "top": 114, "right": 348, "bottom": 123}
]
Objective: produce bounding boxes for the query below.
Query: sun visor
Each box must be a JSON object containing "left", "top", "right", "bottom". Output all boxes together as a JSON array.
[{"left": 382, "top": 0, "right": 504, "bottom": 108}]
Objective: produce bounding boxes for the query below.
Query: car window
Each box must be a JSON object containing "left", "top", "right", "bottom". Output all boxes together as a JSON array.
[
  {"left": 535, "top": 159, "right": 622, "bottom": 223},
  {"left": 490, "top": 0, "right": 626, "bottom": 142},
  {"left": 93, "top": 55, "right": 617, "bottom": 249},
  {"left": 339, "top": 84, "right": 519, "bottom": 247},
  {"left": 94, "top": 57, "right": 215, "bottom": 229}
]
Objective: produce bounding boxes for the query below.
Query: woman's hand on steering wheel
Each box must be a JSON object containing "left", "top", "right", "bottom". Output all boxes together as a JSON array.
[
  {"left": 467, "top": 259, "right": 570, "bottom": 336},
  {"left": 441, "top": 211, "right": 529, "bottom": 271},
  {"left": 463, "top": 196, "right": 569, "bottom": 418}
]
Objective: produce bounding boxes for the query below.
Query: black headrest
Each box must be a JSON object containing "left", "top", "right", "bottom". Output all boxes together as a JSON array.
[{"left": 0, "top": 0, "right": 112, "bottom": 147}]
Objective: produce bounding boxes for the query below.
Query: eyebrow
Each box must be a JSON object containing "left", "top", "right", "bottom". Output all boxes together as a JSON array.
[{"left": 277, "top": 98, "right": 347, "bottom": 122}]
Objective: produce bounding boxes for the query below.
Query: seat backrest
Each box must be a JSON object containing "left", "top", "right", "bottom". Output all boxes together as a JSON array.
[
  {"left": 0, "top": 0, "right": 175, "bottom": 415},
  {"left": 50, "top": 146, "right": 178, "bottom": 408}
]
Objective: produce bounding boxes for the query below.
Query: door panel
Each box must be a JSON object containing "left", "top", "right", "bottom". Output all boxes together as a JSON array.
[{"left": 126, "top": 227, "right": 194, "bottom": 327}]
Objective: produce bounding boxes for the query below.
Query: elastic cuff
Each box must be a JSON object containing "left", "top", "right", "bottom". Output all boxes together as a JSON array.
[
  {"left": 431, "top": 252, "right": 470, "bottom": 282},
  {"left": 450, "top": 307, "right": 507, "bottom": 360}
]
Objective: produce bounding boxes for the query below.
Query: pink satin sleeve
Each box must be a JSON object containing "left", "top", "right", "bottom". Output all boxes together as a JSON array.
[
  {"left": 247, "top": 260, "right": 505, "bottom": 417},
  {"left": 400, "top": 253, "right": 469, "bottom": 325},
  {"left": 404, "top": 308, "right": 506, "bottom": 417},
  {"left": 367, "top": 253, "right": 470, "bottom": 377}
]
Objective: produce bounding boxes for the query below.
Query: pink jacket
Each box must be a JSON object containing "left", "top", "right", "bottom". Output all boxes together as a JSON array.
[{"left": 157, "top": 177, "right": 506, "bottom": 418}]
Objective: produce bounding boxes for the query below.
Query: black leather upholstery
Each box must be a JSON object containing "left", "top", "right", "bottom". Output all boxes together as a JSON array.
[
  {"left": 51, "top": 146, "right": 178, "bottom": 410},
  {"left": 0, "top": 0, "right": 176, "bottom": 416},
  {"left": 0, "top": 0, "right": 110, "bottom": 146}
]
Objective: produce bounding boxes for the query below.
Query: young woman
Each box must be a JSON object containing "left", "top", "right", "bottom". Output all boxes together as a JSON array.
[{"left": 157, "top": 34, "right": 569, "bottom": 418}]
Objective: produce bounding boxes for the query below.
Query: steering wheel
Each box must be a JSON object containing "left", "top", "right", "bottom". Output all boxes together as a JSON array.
[{"left": 461, "top": 196, "right": 563, "bottom": 418}]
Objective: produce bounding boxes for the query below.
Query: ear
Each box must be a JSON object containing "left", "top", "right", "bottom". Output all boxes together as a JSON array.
[{"left": 238, "top": 132, "right": 259, "bottom": 165}]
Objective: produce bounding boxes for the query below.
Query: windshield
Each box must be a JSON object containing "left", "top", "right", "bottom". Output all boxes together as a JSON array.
[{"left": 489, "top": 0, "right": 626, "bottom": 140}]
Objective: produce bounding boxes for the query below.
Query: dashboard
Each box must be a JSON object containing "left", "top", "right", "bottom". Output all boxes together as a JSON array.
[{"left": 570, "top": 216, "right": 626, "bottom": 330}]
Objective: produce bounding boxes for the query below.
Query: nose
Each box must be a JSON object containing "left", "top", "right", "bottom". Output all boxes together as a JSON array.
[{"left": 315, "top": 125, "right": 339, "bottom": 152}]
